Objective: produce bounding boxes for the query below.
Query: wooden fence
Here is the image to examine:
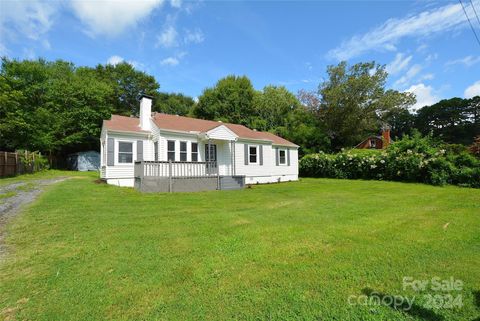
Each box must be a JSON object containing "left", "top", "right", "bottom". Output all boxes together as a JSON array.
[{"left": 0, "top": 151, "right": 47, "bottom": 177}]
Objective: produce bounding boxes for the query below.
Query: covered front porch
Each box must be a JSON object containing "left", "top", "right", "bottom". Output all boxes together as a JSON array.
[
  {"left": 134, "top": 160, "right": 244, "bottom": 192},
  {"left": 135, "top": 123, "right": 245, "bottom": 192}
]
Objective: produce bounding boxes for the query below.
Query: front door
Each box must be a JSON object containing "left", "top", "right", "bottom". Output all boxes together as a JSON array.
[
  {"left": 205, "top": 144, "right": 217, "bottom": 174},
  {"left": 205, "top": 144, "right": 217, "bottom": 163}
]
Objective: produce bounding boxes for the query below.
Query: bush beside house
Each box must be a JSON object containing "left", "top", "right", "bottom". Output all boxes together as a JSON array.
[{"left": 300, "top": 134, "right": 480, "bottom": 188}]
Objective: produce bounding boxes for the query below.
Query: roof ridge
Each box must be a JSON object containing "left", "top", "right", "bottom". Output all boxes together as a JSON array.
[{"left": 154, "top": 112, "right": 245, "bottom": 127}]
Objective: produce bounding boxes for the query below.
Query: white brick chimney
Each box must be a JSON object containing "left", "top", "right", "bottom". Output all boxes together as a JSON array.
[{"left": 138, "top": 94, "right": 152, "bottom": 131}]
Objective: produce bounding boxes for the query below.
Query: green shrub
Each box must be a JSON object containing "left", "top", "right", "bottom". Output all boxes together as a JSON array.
[
  {"left": 17, "top": 150, "right": 50, "bottom": 173},
  {"left": 300, "top": 133, "right": 480, "bottom": 188}
]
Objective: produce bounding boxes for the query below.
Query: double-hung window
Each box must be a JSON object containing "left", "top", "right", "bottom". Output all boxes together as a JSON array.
[
  {"left": 191, "top": 143, "right": 198, "bottom": 162},
  {"left": 154, "top": 141, "right": 158, "bottom": 161},
  {"left": 279, "top": 149, "right": 286, "bottom": 165},
  {"left": 118, "top": 142, "right": 133, "bottom": 163},
  {"left": 249, "top": 146, "right": 258, "bottom": 164},
  {"left": 180, "top": 141, "right": 187, "bottom": 161},
  {"left": 167, "top": 140, "right": 175, "bottom": 161}
]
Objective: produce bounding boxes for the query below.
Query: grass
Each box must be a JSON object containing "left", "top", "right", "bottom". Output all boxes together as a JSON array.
[
  {"left": 0, "top": 173, "right": 479, "bottom": 320},
  {"left": 0, "top": 170, "right": 84, "bottom": 186},
  {"left": 0, "top": 191, "right": 17, "bottom": 203}
]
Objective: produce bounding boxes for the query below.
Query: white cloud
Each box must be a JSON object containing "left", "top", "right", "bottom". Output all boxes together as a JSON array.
[
  {"left": 446, "top": 55, "right": 480, "bottom": 67},
  {"left": 157, "top": 25, "right": 178, "bottom": 47},
  {"left": 71, "top": 0, "right": 164, "bottom": 37},
  {"left": 464, "top": 80, "right": 480, "bottom": 98},
  {"left": 160, "top": 51, "right": 186, "bottom": 66},
  {"left": 160, "top": 57, "right": 179, "bottom": 66},
  {"left": 406, "top": 83, "right": 440, "bottom": 111},
  {"left": 0, "top": 0, "right": 58, "bottom": 52},
  {"left": 106, "top": 55, "right": 144, "bottom": 69},
  {"left": 386, "top": 53, "right": 412, "bottom": 75},
  {"left": 419, "top": 73, "right": 434, "bottom": 81},
  {"left": 417, "top": 44, "right": 428, "bottom": 52},
  {"left": 107, "top": 55, "right": 125, "bottom": 65},
  {"left": 170, "top": 0, "right": 182, "bottom": 8},
  {"left": 394, "top": 64, "right": 422, "bottom": 88},
  {"left": 328, "top": 2, "right": 476, "bottom": 60},
  {"left": 184, "top": 28, "right": 204, "bottom": 44}
]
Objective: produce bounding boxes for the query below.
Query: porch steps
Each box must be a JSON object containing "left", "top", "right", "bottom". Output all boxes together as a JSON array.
[{"left": 219, "top": 176, "right": 245, "bottom": 190}]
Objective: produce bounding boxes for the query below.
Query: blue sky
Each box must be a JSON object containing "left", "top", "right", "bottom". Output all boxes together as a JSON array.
[{"left": 1, "top": 0, "right": 480, "bottom": 110}]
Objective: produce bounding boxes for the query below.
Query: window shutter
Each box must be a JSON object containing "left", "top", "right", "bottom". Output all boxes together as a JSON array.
[
  {"left": 287, "top": 148, "right": 290, "bottom": 166},
  {"left": 244, "top": 144, "right": 249, "bottom": 165},
  {"left": 259, "top": 145, "right": 263, "bottom": 165},
  {"left": 137, "top": 140, "right": 143, "bottom": 161},
  {"left": 107, "top": 138, "right": 114, "bottom": 166},
  {"left": 275, "top": 147, "right": 279, "bottom": 166}
]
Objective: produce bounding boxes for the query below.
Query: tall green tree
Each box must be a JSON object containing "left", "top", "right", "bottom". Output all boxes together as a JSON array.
[
  {"left": 383, "top": 108, "right": 416, "bottom": 139},
  {"left": 302, "top": 61, "right": 415, "bottom": 149},
  {"left": 253, "top": 85, "right": 301, "bottom": 131},
  {"left": 94, "top": 62, "right": 159, "bottom": 116},
  {"left": 274, "top": 106, "right": 330, "bottom": 155},
  {"left": 153, "top": 92, "right": 195, "bottom": 116},
  {"left": 0, "top": 58, "right": 114, "bottom": 158},
  {"left": 415, "top": 97, "right": 479, "bottom": 144},
  {"left": 192, "top": 75, "right": 257, "bottom": 126}
]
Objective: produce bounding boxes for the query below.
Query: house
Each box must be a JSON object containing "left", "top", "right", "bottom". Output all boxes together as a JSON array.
[
  {"left": 100, "top": 94, "right": 299, "bottom": 192},
  {"left": 355, "top": 127, "right": 391, "bottom": 150}
]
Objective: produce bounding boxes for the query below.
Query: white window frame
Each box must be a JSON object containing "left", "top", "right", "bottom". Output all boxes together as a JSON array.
[
  {"left": 117, "top": 141, "right": 134, "bottom": 164},
  {"left": 248, "top": 145, "right": 258, "bottom": 164},
  {"left": 278, "top": 149, "right": 287, "bottom": 165},
  {"left": 167, "top": 140, "right": 175, "bottom": 161},
  {"left": 180, "top": 141, "right": 187, "bottom": 162},
  {"left": 191, "top": 142, "right": 198, "bottom": 162},
  {"left": 370, "top": 139, "right": 377, "bottom": 148},
  {"left": 154, "top": 141, "right": 158, "bottom": 161}
]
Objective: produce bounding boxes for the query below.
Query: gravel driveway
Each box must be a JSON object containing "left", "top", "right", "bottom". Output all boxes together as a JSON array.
[{"left": 0, "top": 177, "right": 68, "bottom": 258}]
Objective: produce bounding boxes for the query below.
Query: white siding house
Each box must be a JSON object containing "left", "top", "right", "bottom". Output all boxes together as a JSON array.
[{"left": 100, "top": 94, "right": 299, "bottom": 190}]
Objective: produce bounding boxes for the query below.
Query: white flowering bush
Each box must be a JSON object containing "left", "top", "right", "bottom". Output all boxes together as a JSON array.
[{"left": 300, "top": 133, "right": 480, "bottom": 188}]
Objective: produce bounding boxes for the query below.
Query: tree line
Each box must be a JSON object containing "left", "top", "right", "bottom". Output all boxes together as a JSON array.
[{"left": 0, "top": 58, "right": 478, "bottom": 162}]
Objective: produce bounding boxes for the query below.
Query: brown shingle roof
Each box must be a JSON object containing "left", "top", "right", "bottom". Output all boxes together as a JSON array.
[
  {"left": 104, "top": 113, "right": 297, "bottom": 147},
  {"left": 152, "top": 113, "right": 220, "bottom": 133},
  {"left": 103, "top": 115, "right": 148, "bottom": 133}
]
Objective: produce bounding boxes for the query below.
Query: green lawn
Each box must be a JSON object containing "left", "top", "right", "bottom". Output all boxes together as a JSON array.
[
  {"left": 0, "top": 170, "right": 84, "bottom": 186},
  {"left": 1, "top": 174, "right": 479, "bottom": 320}
]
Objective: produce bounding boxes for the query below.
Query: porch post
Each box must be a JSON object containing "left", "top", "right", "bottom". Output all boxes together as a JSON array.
[
  {"left": 231, "top": 140, "right": 234, "bottom": 176},
  {"left": 168, "top": 160, "right": 172, "bottom": 193},
  {"left": 207, "top": 138, "right": 211, "bottom": 175}
]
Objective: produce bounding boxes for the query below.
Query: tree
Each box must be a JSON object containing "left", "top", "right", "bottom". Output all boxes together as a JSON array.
[
  {"left": 192, "top": 75, "right": 257, "bottom": 126},
  {"left": 153, "top": 92, "right": 195, "bottom": 116},
  {"left": 253, "top": 85, "right": 301, "bottom": 131},
  {"left": 0, "top": 58, "right": 114, "bottom": 159},
  {"left": 470, "top": 136, "right": 480, "bottom": 158},
  {"left": 274, "top": 106, "right": 330, "bottom": 155},
  {"left": 302, "top": 61, "right": 415, "bottom": 149},
  {"left": 383, "top": 108, "right": 416, "bottom": 139},
  {"left": 415, "top": 97, "right": 479, "bottom": 144},
  {"left": 94, "top": 62, "right": 159, "bottom": 116}
]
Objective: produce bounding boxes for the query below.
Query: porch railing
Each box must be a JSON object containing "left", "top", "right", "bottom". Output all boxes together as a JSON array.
[{"left": 134, "top": 160, "right": 219, "bottom": 179}]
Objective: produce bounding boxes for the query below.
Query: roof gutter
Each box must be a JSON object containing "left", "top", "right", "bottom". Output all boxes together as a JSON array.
[
  {"left": 158, "top": 128, "right": 200, "bottom": 137},
  {"left": 107, "top": 129, "right": 151, "bottom": 137}
]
